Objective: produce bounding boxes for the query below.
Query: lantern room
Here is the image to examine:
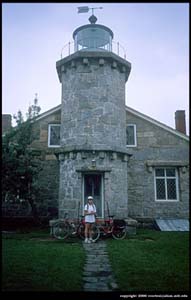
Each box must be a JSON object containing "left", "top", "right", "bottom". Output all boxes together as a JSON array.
[{"left": 73, "top": 14, "right": 113, "bottom": 52}]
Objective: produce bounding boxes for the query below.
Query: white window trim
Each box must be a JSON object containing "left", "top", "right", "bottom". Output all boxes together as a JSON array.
[
  {"left": 126, "top": 124, "right": 137, "bottom": 147},
  {"left": 48, "top": 124, "right": 61, "bottom": 148},
  {"left": 154, "top": 167, "right": 179, "bottom": 202}
]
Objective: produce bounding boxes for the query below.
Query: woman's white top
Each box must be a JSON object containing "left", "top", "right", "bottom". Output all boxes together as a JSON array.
[{"left": 84, "top": 204, "right": 96, "bottom": 223}]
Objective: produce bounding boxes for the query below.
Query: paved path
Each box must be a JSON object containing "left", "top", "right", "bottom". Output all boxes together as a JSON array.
[{"left": 82, "top": 240, "right": 119, "bottom": 292}]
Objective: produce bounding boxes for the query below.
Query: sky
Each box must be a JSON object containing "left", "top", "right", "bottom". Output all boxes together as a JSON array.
[{"left": 2, "top": 2, "right": 189, "bottom": 134}]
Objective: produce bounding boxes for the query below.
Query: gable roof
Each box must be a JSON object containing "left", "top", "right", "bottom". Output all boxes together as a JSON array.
[
  {"left": 35, "top": 103, "right": 189, "bottom": 142},
  {"left": 35, "top": 104, "right": 61, "bottom": 122},
  {"left": 125, "top": 106, "right": 189, "bottom": 142}
]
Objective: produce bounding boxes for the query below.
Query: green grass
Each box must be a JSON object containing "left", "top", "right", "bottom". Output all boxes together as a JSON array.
[
  {"left": 2, "top": 229, "right": 189, "bottom": 292},
  {"left": 107, "top": 229, "right": 189, "bottom": 292},
  {"left": 2, "top": 231, "right": 85, "bottom": 291}
]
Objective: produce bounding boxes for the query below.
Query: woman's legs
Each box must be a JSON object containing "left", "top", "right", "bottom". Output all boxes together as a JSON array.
[
  {"left": 89, "top": 223, "right": 93, "bottom": 239},
  {"left": 85, "top": 223, "right": 90, "bottom": 239},
  {"left": 85, "top": 223, "right": 94, "bottom": 242}
]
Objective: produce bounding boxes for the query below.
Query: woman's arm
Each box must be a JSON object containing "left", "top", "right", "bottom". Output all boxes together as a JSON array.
[
  {"left": 84, "top": 210, "right": 95, "bottom": 215},
  {"left": 84, "top": 205, "right": 91, "bottom": 215},
  {"left": 84, "top": 209, "right": 89, "bottom": 216}
]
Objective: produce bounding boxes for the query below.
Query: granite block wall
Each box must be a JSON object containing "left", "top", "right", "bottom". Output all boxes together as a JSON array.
[{"left": 126, "top": 111, "right": 189, "bottom": 219}]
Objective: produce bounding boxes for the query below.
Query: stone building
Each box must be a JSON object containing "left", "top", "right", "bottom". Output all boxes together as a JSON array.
[
  {"left": 2, "top": 114, "right": 12, "bottom": 135},
  {"left": 2, "top": 15, "right": 189, "bottom": 223}
]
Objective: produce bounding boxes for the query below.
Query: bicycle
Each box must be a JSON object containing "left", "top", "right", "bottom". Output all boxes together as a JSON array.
[
  {"left": 53, "top": 213, "right": 100, "bottom": 242},
  {"left": 97, "top": 215, "right": 127, "bottom": 240}
]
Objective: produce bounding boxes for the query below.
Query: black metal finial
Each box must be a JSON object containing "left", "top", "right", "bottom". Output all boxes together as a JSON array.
[{"left": 89, "top": 14, "right": 97, "bottom": 24}]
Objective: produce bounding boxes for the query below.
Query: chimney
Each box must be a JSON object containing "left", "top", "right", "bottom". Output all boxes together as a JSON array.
[
  {"left": 175, "top": 110, "right": 186, "bottom": 134},
  {"left": 2, "top": 114, "right": 12, "bottom": 134}
]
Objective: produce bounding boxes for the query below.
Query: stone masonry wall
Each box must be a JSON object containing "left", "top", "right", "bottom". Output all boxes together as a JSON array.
[
  {"left": 36, "top": 158, "right": 59, "bottom": 217},
  {"left": 30, "top": 110, "right": 61, "bottom": 150},
  {"left": 8, "top": 103, "right": 188, "bottom": 220},
  {"left": 58, "top": 53, "right": 130, "bottom": 219},
  {"left": 60, "top": 57, "right": 127, "bottom": 152},
  {"left": 126, "top": 111, "right": 189, "bottom": 219},
  {"left": 29, "top": 112, "right": 61, "bottom": 216},
  {"left": 58, "top": 150, "right": 128, "bottom": 219}
]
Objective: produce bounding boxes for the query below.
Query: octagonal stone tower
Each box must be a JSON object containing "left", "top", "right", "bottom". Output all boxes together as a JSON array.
[{"left": 56, "top": 14, "right": 131, "bottom": 219}]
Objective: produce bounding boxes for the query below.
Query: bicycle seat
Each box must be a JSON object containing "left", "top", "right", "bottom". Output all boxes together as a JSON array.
[{"left": 108, "top": 215, "right": 115, "bottom": 218}]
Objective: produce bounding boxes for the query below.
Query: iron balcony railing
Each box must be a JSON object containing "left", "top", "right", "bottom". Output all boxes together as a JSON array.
[{"left": 60, "top": 40, "right": 127, "bottom": 60}]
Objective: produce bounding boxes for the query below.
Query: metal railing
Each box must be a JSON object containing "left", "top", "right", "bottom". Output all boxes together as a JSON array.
[{"left": 60, "top": 40, "right": 127, "bottom": 60}]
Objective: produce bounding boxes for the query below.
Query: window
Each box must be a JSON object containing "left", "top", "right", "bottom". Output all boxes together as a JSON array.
[
  {"left": 48, "top": 124, "right": 60, "bottom": 147},
  {"left": 126, "top": 124, "right": 137, "bottom": 147},
  {"left": 154, "top": 167, "right": 179, "bottom": 201}
]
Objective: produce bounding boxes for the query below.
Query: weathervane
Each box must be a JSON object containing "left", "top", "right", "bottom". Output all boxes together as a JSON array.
[{"left": 77, "top": 6, "right": 103, "bottom": 15}]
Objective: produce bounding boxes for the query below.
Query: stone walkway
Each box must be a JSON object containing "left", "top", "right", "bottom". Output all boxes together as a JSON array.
[{"left": 82, "top": 240, "right": 119, "bottom": 292}]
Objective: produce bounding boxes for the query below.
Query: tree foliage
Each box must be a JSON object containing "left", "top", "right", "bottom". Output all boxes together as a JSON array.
[{"left": 2, "top": 97, "right": 42, "bottom": 220}]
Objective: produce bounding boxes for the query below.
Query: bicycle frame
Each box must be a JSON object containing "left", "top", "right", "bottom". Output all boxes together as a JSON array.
[
  {"left": 53, "top": 214, "right": 100, "bottom": 241},
  {"left": 52, "top": 213, "right": 83, "bottom": 240},
  {"left": 97, "top": 215, "right": 127, "bottom": 240},
  {"left": 98, "top": 217, "right": 114, "bottom": 236}
]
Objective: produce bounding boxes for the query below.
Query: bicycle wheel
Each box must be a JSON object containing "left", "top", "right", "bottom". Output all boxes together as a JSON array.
[
  {"left": 112, "top": 226, "right": 126, "bottom": 240},
  {"left": 91, "top": 224, "right": 100, "bottom": 242},
  {"left": 53, "top": 222, "right": 70, "bottom": 240},
  {"left": 78, "top": 223, "right": 85, "bottom": 240},
  {"left": 78, "top": 223, "right": 100, "bottom": 242}
]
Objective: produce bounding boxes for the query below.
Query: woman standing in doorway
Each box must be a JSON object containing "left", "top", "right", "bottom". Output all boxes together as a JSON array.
[{"left": 84, "top": 196, "right": 97, "bottom": 243}]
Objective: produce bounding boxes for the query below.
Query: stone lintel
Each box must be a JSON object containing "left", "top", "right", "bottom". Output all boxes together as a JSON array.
[
  {"left": 146, "top": 160, "right": 189, "bottom": 167},
  {"left": 146, "top": 160, "right": 189, "bottom": 173},
  {"left": 76, "top": 167, "right": 112, "bottom": 173}
]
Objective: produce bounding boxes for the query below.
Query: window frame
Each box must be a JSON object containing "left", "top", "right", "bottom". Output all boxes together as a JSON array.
[
  {"left": 154, "top": 167, "right": 179, "bottom": 202},
  {"left": 126, "top": 124, "right": 137, "bottom": 147},
  {"left": 48, "top": 124, "right": 61, "bottom": 148}
]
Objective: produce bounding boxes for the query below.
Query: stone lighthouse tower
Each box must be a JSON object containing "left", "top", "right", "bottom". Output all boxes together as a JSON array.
[{"left": 56, "top": 12, "right": 131, "bottom": 219}]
